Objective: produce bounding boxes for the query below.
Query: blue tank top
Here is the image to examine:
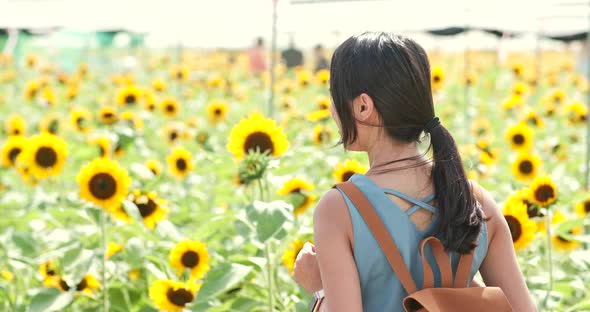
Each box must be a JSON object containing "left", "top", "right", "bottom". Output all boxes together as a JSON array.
[{"left": 335, "top": 174, "right": 488, "bottom": 312}]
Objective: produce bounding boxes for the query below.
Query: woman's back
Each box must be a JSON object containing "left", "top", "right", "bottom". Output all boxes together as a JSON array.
[{"left": 336, "top": 174, "right": 488, "bottom": 311}]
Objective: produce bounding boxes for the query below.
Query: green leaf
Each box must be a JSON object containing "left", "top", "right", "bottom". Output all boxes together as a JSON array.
[
  {"left": 554, "top": 217, "right": 585, "bottom": 236},
  {"left": 195, "top": 263, "right": 253, "bottom": 303},
  {"left": 84, "top": 206, "right": 101, "bottom": 225},
  {"left": 189, "top": 300, "right": 214, "bottom": 311},
  {"left": 12, "top": 232, "right": 36, "bottom": 255},
  {"left": 246, "top": 201, "right": 292, "bottom": 242},
  {"left": 28, "top": 288, "right": 73, "bottom": 312},
  {"left": 231, "top": 297, "right": 262, "bottom": 311},
  {"left": 63, "top": 249, "right": 95, "bottom": 283},
  {"left": 145, "top": 261, "right": 168, "bottom": 280},
  {"left": 124, "top": 238, "right": 145, "bottom": 267},
  {"left": 122, "top": 200, "right": 143, "bottom": 223}
]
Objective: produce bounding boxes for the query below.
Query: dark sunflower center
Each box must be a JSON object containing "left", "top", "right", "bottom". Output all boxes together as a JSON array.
[
  {"left": 76, "top": 278, "right": 88, "bottom": 291},
  {"left": 8, "top": 147, "right": 21, "bottom": 164},
  {"left": 135, "top": 196, "right": 157, "bottom": 218},
  {"left": 166, "top": 104, "right": 175, "bottom": 112},
  {"left": 169, "top": 131, "right": 178, "bottom": 141},
  {"left": 318, "top": 131, "right": 330, "bottom": 143},
  {"left": 88, "top": 173, "right": 117, "bottom": 200},
  {"left": 59, "top": 279, "right": 70, "bottom": 291},
  {"left": 214, "top": 108, "right": 222, "bottom": 116},
  {"left": 181, "top": 250, "right": 200, "bottom": 268},
  {"left": 48, "top": 120, "right": 59, "bottom": 134},
  {"left": 35, "top": 147, "right": 58, "bottom": 168},
  {"left": 534, "top": 185, "right": 555, "bottom": 203},
  {"left": 166, "top": 287, "right": 194, "bottom": 307},
  {"left": 526, "top": 203, "right": 545, "bottom": 218},
  {"left": 504, "top": 215, "right": 522, "bottom": 242},
  {"left": 433, "top": 75, "right": 441, "bottom": 83},
  {"left": 342, "top": 171, "right": 355, "bottom": 182},
  {"left": 584, "top": 201, "right": 590, "bottom": 213},
  {"left": 13, "top": 129, "right": 20, "bottom": 135},
  {"left": 99, "top": 146, "right": 106, "bottom": 157},
  {"left": 124, "top": 94, "right": 136, "bottom": 105},
  {"left": 103, "top": 112, "right": 114, "bottom": 119},
  {"left": 176, "top": 158, "right": 187, "bottom": 171},
  {"left": 243, "top": 132, "right": 274, "bottom": 154},
  {"left": 518, "top": 160, "right": 534, "bottom": 174},
  {"left": 512, "top": 134, "right": 525, "bottom": 145},
  {"left": 76, "top": 117, "right": 84, "bottom": 127},
  {"left": 46, "top": 268, "right": 56, "bottom": 276},
  {"left": 176, "top": 71, "right": 184, "bottom": 79}
]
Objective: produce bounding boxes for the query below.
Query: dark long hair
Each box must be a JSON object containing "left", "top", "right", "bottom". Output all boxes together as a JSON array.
[{"left": 330, "top": 32, "right": 483, "bottom": 254}]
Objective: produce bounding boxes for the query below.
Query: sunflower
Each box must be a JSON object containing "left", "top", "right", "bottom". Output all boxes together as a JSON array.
[
  {"left": 280, "top": 96, "right": 295, "bottom": 111},
  {"left": 511, "top": 153, "right": 541, "bottom": 182},
  {"left": 1, "top": 271, "right": 13, "bottom": 281},
  {"left": 152, "top": 78, "right": 167, "bottom": 92},
  {"left": 116, "top": 85, "right": 142, "bottom": 106},
  {"left": 89, "top": 137, "right": 111, "bottom": 158},
  {"left": 207, "top": 99, "right": 229, "bottom": 124},
  {"left": 529, "top": 175, "right": 557, "bottom": 207},
  {"left": 161, "top": 97, "right": 180, "bottom": 117},
  {"left": 162, "top": 123, "right": 184, "bottom": 144},
  {"left": 149, "top": 279, "right": 201, "bottom": 312},
  {"left": 39, "top": 114, "right": 61, "bottom": 135},
  {"left": 5, "top": 114, "right": 26, "bottom": 136},
  {"left": 144, "top": 91, "right": 158, "bottom": 112},
  {"left": 282, "top": 239, "right": 306, "bottom": 274},
  {"left": 512, "top": 62, "right": 524, "bottom": 77},
  {"left": 106, "top": 242, "right": 123, "bottom": 259},
  {"left": 280, "top": 80, "right": 296, "bottom": 94},
  {"left": 506, "top": 123, "right": 533, "bottom": 151},
  {"left": 552, "top": 211, "right": 582, "bottom": 251},
  {"left": 167, "top": 146, "right": 194, "bottom": 179},
  {"left": 470, "top": 119, "right": 491, "bottom": 138},
  {"left": 431, "top": 66, "right": 444, "bottom": 91},
  {"left": 312, "top": 125, "right": 332, "bottom": 146},
  {"left": 507, "top": 188, "right": 542, "bottom": 219},
  {"left": 170, "top": 65, "right": 189, "bottom": 81},
  {"left": 227, "top": 113, "right": 289, "bottom": 159},
  {"left": 39, "top": 88, "right": 56, "bottom": 107},
  {"left": 127, "top": 190, "right": 168, "bottom": 229},
  {"left": 502, "top": 200, "right": 536, "bottom": 251},
  {"left": 316, "top": 69, "right": 330, "bottom": 85},
  {"left": 305, "top": 109, "right": 331, "bottom": 122},
  {"left": 1, "top": 136, "right": 26, "bottom": 168},
  {"left": 66, "top": 84, "right": 78, "bottom": 101},
  {"left": 512, "top": 82, "right": 528, "bottom": 97},
  {"left": 316, "top": 96, "right": 330, "bottom": 111},
  {"left": 549, "top": 89, "right": 565, "bottom": 105},
  {"left": 145, "top": 159, "right": 163, "bottom": 176},
  {"left": 334, "top": 160, "right": 367, "bottom": 183},
  {"left": 98, "top": 106, "right": 118, "bottom": 125},
  {"left": 207, "top": 74, "right": 225, "bottom": 89},
  {"left": 565, "top": 102, "right": 587, "bottom": 125},
  {"left": 297, "top": 70, "right": 312, "bottom": 87},
  {"left": 476, "top": 140, "right": 500, "bottom": 166},
  {"left": 24, "top": 80, "right": 40, "bottom": 101},
  {"left": 56, "top": 274, "right": 101, "bottom": 295},
  {"left": 119, "top": 111, "right": 144, "bottom": 131},
  {"left": 15, "top": 163, "right": 39, "bottom": 187},
  {"left": 575, "top": 197, "right": 590, "bottom": 217},
  {"left": 501, "top": 94, "right": 524, "bottom": 111},
  {"left": 17, "top": 133, "right": 67, "bottom": 179},
  {"left": 70, "top": 108, "right": 92, "bottom": 133},
  {"left": 465, "top": 72, "right": 477, "bottom": 86},
  {"left": 39, "top": 260, "right": 59, "bottom": 285},
  {"left": 195, "top": 131, "right": 209, "bottom": 145},
  {"left": 128, "top": 269, "right": 141, "bottom": 281},
  {"left": 77, "top": 158, "right": 132, "bottom": 211},
  {"left": 169, "top": 240, "right": 210, "bottom": 278},
  {"left": 278, "top": 178, "right": 318, "bottom": 216}
]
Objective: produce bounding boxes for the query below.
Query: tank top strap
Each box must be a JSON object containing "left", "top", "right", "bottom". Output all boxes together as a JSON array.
[{"left": 383, "top": 188, "right": 437, "bottom": 214}]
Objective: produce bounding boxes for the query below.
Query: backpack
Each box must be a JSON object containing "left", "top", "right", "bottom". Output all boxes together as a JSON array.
[{"left": 336, "top": 182, "right": 513, "bottom": 312}]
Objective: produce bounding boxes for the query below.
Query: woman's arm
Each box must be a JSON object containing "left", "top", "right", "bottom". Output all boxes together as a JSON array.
[
  {"left": 474, "top": 183, "right": 537, "bottom": 312},
  {"left": 313, "top": 189, "right": 363, "bottom": 312}
]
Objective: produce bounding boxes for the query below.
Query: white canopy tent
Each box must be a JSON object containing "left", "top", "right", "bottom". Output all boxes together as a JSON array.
[{"left": 0, "top": 0, "right": 589, "bottom": 49}]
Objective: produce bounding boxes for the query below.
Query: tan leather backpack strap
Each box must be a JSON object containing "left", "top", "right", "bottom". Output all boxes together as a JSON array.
[
  {"left": 335, "top": 182, "right": 418, "bottom": 294},
  {"left": 419, "top": 237, "right": 453, "bottom": 288},
  {"left": 453, "top": 251, "right": 475, "bottom": 288}
]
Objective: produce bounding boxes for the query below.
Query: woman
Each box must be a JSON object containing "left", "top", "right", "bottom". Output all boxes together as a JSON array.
[{"left": 292, "top": 32, "right": 536, "bottom": 312}]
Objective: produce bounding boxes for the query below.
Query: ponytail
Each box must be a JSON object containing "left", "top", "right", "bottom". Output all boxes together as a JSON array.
[{"left": 428, "top": 122, "right": 484, "bottom": 254}]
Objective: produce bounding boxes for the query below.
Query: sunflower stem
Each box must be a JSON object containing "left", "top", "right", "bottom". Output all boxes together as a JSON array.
[
  {"left": 100, "top": 208, "right": 109, "bottom": 312},
  {"left": 257, "top": 178, "right": 266, "bottom": 202},
  {"left": 265, "top": 240, "right": 275, "bottom": 312},
  {"left": 543, "top": 210, "right": 554, "bottom": 309}
]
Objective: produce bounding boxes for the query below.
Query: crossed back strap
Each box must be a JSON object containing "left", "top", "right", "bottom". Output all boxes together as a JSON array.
[{"left": 335, "top": 182, "right": 475, "bottom": 294}]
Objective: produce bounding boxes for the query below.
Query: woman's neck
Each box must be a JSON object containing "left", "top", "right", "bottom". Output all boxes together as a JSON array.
[{"left": 366, "top": 137, "right": 422, "bottom": 171}]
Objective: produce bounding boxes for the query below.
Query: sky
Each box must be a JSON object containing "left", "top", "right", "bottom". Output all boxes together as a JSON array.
[{"left": 0, "top": 0, "right": 589, "bottom": 49}]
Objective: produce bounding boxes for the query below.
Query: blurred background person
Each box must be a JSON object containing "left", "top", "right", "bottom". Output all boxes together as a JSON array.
[
  {"left": 281, "top": 37, "right": 304, "bottom": 70},
  {"left": 314, "top": 43, "right": 329, "bottom": 73},
  {"left": 249, "top": 37, "right": 267, "bottom": 76}
]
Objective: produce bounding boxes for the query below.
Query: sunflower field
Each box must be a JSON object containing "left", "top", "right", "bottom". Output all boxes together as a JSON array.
[{"left": 0, "top": 48, "right": 589, "bottom": 312}]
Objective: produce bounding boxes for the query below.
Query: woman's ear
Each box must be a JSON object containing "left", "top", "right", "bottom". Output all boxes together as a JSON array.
[{"left": 352, "top": 93, "right": 375, "bottom": 122}]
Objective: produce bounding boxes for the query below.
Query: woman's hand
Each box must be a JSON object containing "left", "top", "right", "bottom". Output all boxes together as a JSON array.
[{"left": 293, "top": 242, "right": 323, "bottom": 294}]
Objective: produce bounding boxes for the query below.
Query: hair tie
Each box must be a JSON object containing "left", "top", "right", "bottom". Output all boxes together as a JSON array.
[{"left": 424, "top": 117, "right": 441, "bottom": 133}]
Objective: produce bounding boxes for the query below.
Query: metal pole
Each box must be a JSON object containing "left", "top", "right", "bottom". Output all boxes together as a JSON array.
[
  {"left": 269, "top": 0, "right": 278, "bottom": 118},
  {"left": 586, "top": 0, "right": 590, "bottom": 189}
]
